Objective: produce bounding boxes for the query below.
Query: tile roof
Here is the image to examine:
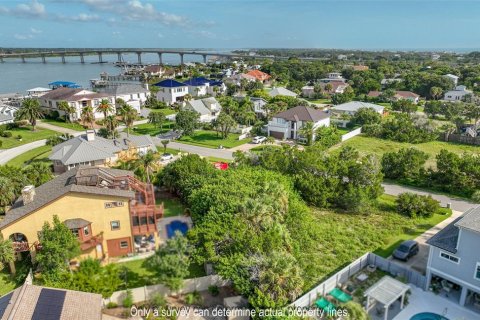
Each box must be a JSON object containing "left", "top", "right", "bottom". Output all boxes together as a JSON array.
[
  {"left": 49, "top": 132, "right": 156, "bottom": 165},
  {"left": 273, "top": 105, "right": 330, "bottom": 122},
  {"left": 332, "top": 101, "right": 384, "bottom": 113},
  {"left": 0, "top": 284, "right": 102, "bottom": 320},
  {"left": 245, "top": 70, "right": 270, "bottom": 81},
  {"left": 0, "top": 167, "right": 135, "bottom": 230},
  {"left": 40, "top": 87, "right": 109, "bottom": 101},
  {"left": 153, "top": 79, "right": 186, "bottom": 88},
  {"left": 395, "top": 91, "right": 420, "bottom": 98}
]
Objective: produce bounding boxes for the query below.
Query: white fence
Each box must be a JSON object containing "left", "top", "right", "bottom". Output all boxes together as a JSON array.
[
  {"left": 104, "top": 275, "right": 230, "bottom": 305},
  {"left": 341, "top": 127, "right": 362, "bottom": 142},
  {"left": 292, "top": 252, "right": 427, "bottom": 307}
]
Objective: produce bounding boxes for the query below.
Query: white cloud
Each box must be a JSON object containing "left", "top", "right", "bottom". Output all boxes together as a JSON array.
[
  {"left": 30, "top": 27, "right": 42, "bottom": 34},
  {"left": 157, "top": 32, "right": 164, "bottom": 38},
  {"left": 14, "top": 33, "right": 34, "bottom": 40},
  {"left": 69, "top": 13, "right": 100, "bottom": 22},
  {"left": 14, "top": 0, "right": 46, "bottom": 17}
]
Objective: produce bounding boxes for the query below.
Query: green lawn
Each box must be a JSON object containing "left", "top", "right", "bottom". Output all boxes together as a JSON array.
[
  {"left": 331, "top": 135, "right": 480, "bottom": 168},
  {"left": 131, "top": 121, "right": 175, "bottom": 136},
  {"left": 178, "top": 130, "right": 248, "bottom": 149},
  {"left": 307, "top": 98, "right": 331, "bottom": 104},
  {"left": 117, "top": 258, "right": 206, "bottom": 289},
  {"left": 0, "top": 127, "right": 57, "bottom": 149},
  {"left": 156, "top": 146, "right": 180, "bottom": 155},
  {"left": 0, "top": 270, "right": 17, "bottom": 297},
  {"left": 156, "top": 196, "right": 186, "bottom": 217},
  {"left": 41, "top": 119, "right": 86, "bottom": 131},
  {"left": 6, "top": 145, "right": 52, "bottom": 167},
  {"left": 149, "top": 108, "right": 176, "bottom": 116}
]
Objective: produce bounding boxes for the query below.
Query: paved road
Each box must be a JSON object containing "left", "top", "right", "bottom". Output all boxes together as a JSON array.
[
  {"left": 158, "top": 140, "right": 234, "bottom": 160},
  {"left": 382, "top": 182, "right": 478, "bottom": 212},
  {"left": 0, "top": 139, "right": 48, "bottom": 164},
  {"left": 37, "top": 121, "right": 80, "bottom": 135}
]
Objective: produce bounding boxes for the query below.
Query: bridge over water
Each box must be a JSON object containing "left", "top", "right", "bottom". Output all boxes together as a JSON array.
[{"left": 0, "top": 49, "right": 319, "bottom": 64}]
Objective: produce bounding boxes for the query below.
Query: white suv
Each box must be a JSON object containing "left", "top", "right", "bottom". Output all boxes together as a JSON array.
[{"left": 252, "top": 136, "right": 267, "bottom": 144}]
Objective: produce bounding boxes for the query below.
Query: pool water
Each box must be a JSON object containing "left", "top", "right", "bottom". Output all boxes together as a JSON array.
[
  {"left": 410, "top": 312, "right": 449, "bottom": 320},
  {"left": 166, "top": 220, "right": 189, "bottom": 238}
]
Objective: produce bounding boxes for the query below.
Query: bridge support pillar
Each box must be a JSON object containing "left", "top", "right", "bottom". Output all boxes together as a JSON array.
[
  {"left": 41, "top": 55, "right": 46, "bottom": 63},
  {"left": 179, "top": 53, "right": 184, "bottom": 66},
  {"left": 158, "top": 53, "right": 163, "bottom": 65},
  {"left": 21, "top": 56, "right": 25, "bottom": 63},
  {"left": 137, "top": 52, "right": 142, "bottom": 64},
  {"left": 98, "top": 52, "right": 103, "bottom": 63},
  {"left": 61, "top": 54, "right": 66, "bottom": 64},
  {"left": 117, "top": 52, "right": 122, "bottom": 62},
  {"left": 80, "top": 53, "right": 84, "bottom": 63},
  {"left": 202, "top": 54, "right": 207, "bottom": 64}
]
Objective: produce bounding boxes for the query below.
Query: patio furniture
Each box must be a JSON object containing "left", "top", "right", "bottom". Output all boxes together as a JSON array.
[
  {"left": 329, "top": 287, "right": 353, "bottom": 303},
  {"left": 356, "top": 273, "right": 369, "bottom": 282},
  {"left": 441, "top": 280, "right": 453, "bottom": 293},
  {"left": 341, "top": 282, "right": 356, "bottom": 294},
  {"left": 367, "top": 264, "right": 377, "bottom": 273},
  {"left": 315, "top": 297, "right": 336, "bottom": 313}
]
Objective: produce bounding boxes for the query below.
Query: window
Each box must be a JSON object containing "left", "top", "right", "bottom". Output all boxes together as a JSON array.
[
  {"left": 440, "top": 251, "right": 459, "bottom": 264},
  {"left": 110, "top": 221, "right": 120, "bottom": 230},
  {"left": 475, "top": 263, "right": 480, "bottom": 280},
  {"left": 120, "top": 241, "right": 129, "bottom": 249},
  {"left": 83, "top": 226, "right": 90, "bottom": 236},
  {"left": 72, "top": 229, "right": 79, "bottom": 238}
]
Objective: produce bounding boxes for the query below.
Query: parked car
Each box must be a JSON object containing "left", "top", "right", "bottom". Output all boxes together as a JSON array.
[
  {"left": 160, "top": 153, "right": 174, "bottom": 161},
  {"left": 252, "top": 136, "right": 267, "bottom": 144},
  {"left": 393, "top": 240, "right": 419, "bottom": 261}
]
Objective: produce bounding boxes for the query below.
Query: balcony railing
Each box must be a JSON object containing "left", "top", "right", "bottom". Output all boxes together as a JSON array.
[{"left": 80, "top": 234, "right": 103, "bottom": 251}]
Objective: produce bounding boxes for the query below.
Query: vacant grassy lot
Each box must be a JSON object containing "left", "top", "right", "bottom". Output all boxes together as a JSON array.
[
  {"left": 117, "top": 258, "right": 206, "bottom": 289},
  {"left": 131, "top": 121, "right": 175, "bottom": 136},
  {"left": 6, "top": 145, "right": 52, "bottom": 167},
  {"left": 41, "top": 119, "right": 85, "bottom": 131},
  {"left": 331, "top": 135, "right": 479, "bottom": 168},
  {"left": 178, "top": 130, "right": 247, "bottom": 149},
  {"left": 0, "top": 127, "right": 57, "bottom": 149}
]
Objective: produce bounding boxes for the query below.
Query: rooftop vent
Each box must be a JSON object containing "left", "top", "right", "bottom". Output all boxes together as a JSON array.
[{"left": 22, "top": 185, "right": 36, "bottom": 205}]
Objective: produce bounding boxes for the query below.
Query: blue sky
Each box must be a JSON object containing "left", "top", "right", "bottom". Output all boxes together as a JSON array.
[{"left": 0, "top": 0, "right": 479, "bottom": 49}]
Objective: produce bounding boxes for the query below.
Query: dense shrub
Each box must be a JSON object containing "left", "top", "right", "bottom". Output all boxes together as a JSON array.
[
  {"left": 472, "top": 190, "right": 480, "bottom": 203},
  {"left": 395, "top": 192, "right": 440, "bottom": 218},
  {"left": 382, "top": 148, "right": 429, "bottom": 180},
  {"left": 351, "top": 107, "right": 382, "bottom": 125},
  {"left": 1, "top": 131, "right": 12, "bottom": 138}
]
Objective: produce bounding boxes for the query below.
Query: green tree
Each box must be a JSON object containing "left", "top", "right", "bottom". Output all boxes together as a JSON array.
[
  {"left": 392, "top": 99, "right": 417, "bottom": 114},
  {"left": 424, "top": 101, "right": 443, "bottom": 119},
  {"left": 213, "top": 113, "right": 236, "bottom": 139},
  {"left": 430, "top": 86, "right": 443, "bottom": 100},
  {"left": 22, "top": 162, "right": 54, "bottom": 186},
  {"left": 146, "top": 233, "right": 192, "bottom": 291},
  {"left": 16, "top": 98, "right": 44, "bottom": 131},
  {"left": 104, "top": 115, "right": 119, "bottom": 136},
  {"left": 71, "top": 259, "right": 122, "bottom": 298},
  {"left": 299, "top": 122, "right": 315, "bottom": 146},
  {"left": 382, "top": 148, "right": 429, "bottom": 180},
  {"left": 81, "top": 106, "right": 95, "bottom": 129},
  {"left": 148, "top": 111, "right": 166, "bottom": 131},
  {"left": 0, "top": 238, "right": 15, "bottom": 274},
  {"left": 58, "top": 101, "right": 76, "bottom": 123},
  {"left": 96, "top": 99, "right": 114, "bottom": 119},
  {"left": 161, "top": 140, "right": 170, "bottom": 153},
  {"left": 36, "top": 215, "right": 81, "bottom": 280},
  {"left": 118, "top": 104, "right": 137, "bottom": 136},
  {"left": 0, "top": 176, "right": 15, "bottom": 214},
  {"left": 175, "top": 110, "right": 199, "bottom": 136},
  {"left": 396, "top": 193, "right": 440, "bottom": 218},
  {"left": 342, "top": 301, "right": 369, "bottom": 320},
  {"left": 136, "top": 150, "right": 156, "bottom": 183},
  {"left": 352, "top": 107, "right": 382, "bottom": 125}
]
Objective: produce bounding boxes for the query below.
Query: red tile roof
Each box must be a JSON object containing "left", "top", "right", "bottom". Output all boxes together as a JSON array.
[{"left": 246, "top": 70, "right": 271, "bottom": 81}]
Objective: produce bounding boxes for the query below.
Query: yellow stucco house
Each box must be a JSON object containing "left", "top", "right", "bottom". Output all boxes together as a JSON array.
[{"left": 0, "top": 166, "right": 163, "bottom": 261}]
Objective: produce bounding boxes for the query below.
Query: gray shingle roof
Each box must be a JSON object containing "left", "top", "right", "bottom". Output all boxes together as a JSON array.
[
  {"left": 49, "top": 133, "right": 156, "bottom": 165},
  {"left": 426, "top": 216, "right": 461, "bottom": 253},
  {"left": 0, "top": 284, "right": 102, "bottom": 320},
  {"left": 455, "top": 206, "right": 480, "bottom": 233},
  {"left": 40, "top": 87, "right": 109, "bottom": 101},
  {"left": 104, "top": 84, "right": 149, "bottom": 96},
  {"left": 268, "top": 87, "right": 298, "bottom": 97},
  {"left": 0, "top": 167, "right": 135, "bottom": 230},
  {"left": 273, "top": 106, "right": 330, "bottom": 122},
  {"left": 64, "top": 218, "right": 91, "bottom": 229},
  {"left": 332, "top": 101, "right": 384, "bottom": 113},
  {"left": 185, "top": 97, "right": 221, "bottom": 116}
]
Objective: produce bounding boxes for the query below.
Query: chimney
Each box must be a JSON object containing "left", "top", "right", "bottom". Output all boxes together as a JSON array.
[
  {"left": 22, "top": 185, "right": 36, "bottom": 205},
  {"left": 86, "top": 130, "right": 95, "bottom": 142}
]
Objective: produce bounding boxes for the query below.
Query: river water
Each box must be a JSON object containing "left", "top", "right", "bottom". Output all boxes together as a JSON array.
[{"left": 0, "top": 52, "right": 205, "bottom": 94}]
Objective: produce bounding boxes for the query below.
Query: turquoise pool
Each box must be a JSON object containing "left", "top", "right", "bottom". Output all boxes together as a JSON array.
[{"left": 410, "top": 312, "right": 449, "bottom": 320}]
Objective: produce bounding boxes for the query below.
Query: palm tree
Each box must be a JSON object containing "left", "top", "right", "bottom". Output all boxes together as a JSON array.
[
  {"left": 104, "top": 115, "right": 119, "bottom": 136},
  {"left": 430, "top": 87, "right": 443, "bottom": 100},
  {"left": 136, "top": 150, "right": 156, "bottom": 183},
  {"left": 16, "top": 98, "right": 44, "bottom": 131},
  {"left": 0, "top": 238, "right": 15, "bottom": 275},
  {"left": 324, "top": 83, "right": 333, "bottom": 94},
  {"left": 57, "top": 100, "right": 76, "bottom": 123},
  {"left": 299, "top": 122, "right": 315, "bottom": 146},
  {"left": 183, "top": 94, "right": 193, "bottom": 102},
  {"left": 81, "top": 106, "right": 95, "bottom": 129},
  {"left": 96, "top": 99, "right": 114, "bottom": 119},
  {"left": 161, "top": 140, "right": 169, "bottom": 153},
  {"left": 0, "top": 177, "right": 15, "bottom": 214},
  {"left": 118, "top": 105, "right": 137, "bottom": 136},
  {"left": 212, "top": 86, "right": 219, "bottom": 97}
]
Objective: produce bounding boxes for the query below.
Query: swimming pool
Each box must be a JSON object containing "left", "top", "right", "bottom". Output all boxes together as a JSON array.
[
  {"left": 410, "top": 312, "right": 449, "bottom": 320},
  {"left": 166, "top": 220, "right": 189, "bottom": 238}
]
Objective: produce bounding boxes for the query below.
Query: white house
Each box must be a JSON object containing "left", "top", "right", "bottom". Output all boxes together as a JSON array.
[
  {"left": 444, "top": 85, "right": 472, "bottom": 102},
  {"left": 320, "top": 72, "right": 346, "bottom": 83},
  {"left": 153, "top": 79, "right": 188, "bottom": 105},
  {"left": 38, "top": 87, "right": 115, "bottom": 120},
  {"left": 268, "top": 87, "right": 298, "bottom": 98},
  {"left": 443, "top": 74, "right": 460, "bottom": 87},
  {"left": 251, "top": 97, "right": 268, "bottom": 117},
  {"left": 183, "top": 77, "right": 226, "bottom": 97},
  {"left": 268, "top": 105, "right": 330, "bottom": 140},
  {"left": 26, "top": 87, "right": 51, "bottom": 97},
  {"left": 331, "top": 101, "right": 385, "bottom": 116},
  {"left": 103, "top": 84, "right": 150, "bottom": 114},
  {"left": 184, "top": 97, "right": 222, "bottom": 123},
  {"left": 302, "top": 86, "right": 315, "bottom": 98}
]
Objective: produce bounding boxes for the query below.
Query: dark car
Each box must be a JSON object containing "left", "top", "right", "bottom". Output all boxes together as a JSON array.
[{"left": 393, "top": 240, "right": 419, "bottom": 261}]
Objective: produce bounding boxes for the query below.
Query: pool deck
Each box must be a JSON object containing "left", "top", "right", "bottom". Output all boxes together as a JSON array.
[{"left": 394, "top": 286, "right": 478, "bottom": 320}]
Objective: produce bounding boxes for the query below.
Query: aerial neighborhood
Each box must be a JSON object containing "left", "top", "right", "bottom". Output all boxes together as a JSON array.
[{"left": 0, "top": 47, "right": 479, "bottom": 320}]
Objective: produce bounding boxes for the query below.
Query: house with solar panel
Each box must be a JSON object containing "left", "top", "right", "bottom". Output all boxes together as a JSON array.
[
  {"left": 0, "top": 166, "right": 164, "bottom": 262},
  {"left": 426, "top": 206, "right": 480, "bottom": 312},
  {"left": 153, "top": 79, "right": 189, "bottom": 105}
]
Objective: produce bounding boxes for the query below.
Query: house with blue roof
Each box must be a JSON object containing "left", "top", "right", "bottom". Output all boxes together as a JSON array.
[
  {"left": 183, "top": 77, "right": 226, "bottom": 97},
  {"left": 153, "top": 79, "right": 188, "bottom": 105}
]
